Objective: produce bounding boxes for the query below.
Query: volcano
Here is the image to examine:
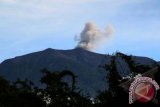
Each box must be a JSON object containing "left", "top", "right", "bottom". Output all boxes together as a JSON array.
[{"left": 0, "top": 48, "right": 157, "bottom": 97}]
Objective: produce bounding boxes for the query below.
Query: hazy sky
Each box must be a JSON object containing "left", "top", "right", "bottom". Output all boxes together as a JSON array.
[{"left": 0, "top": 0, "right": 160, "bottom": 62}]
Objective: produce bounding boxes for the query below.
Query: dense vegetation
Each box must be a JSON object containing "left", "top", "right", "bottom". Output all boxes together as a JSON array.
[{"left": 0, "top": 53, "right": 159, "bottom": 107}]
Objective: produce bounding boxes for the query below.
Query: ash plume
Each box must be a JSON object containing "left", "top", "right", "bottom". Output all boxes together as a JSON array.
[{"left": 76, "top": 22, "right": 114, "bottom": 51}]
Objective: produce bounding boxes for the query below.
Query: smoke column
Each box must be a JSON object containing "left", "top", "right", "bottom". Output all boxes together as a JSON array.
[{"left": 76, "top": 22, "right": 114, "bottom": 51}]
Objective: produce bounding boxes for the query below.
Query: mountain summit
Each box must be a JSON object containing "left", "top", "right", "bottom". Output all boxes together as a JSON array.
[{"left": 0, "top": 48, "right": 157, "bottom": 97}]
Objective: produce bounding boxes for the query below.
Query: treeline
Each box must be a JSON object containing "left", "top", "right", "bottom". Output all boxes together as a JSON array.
[{"left": 0, "top": 53, "right": 160, "bottom": 107}]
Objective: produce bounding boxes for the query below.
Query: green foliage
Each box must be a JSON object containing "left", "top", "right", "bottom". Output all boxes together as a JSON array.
[
  {"left": 116, "top": 52, "right": 152, "bottom": 74},
  {"left": 105, "top": 56, "right": 122, "bottom": 93},
  {"left": 0, "top": 52, "right": 158, "bottom": 107},
  {"left": 95, "top": 53, "right": 160, "bottom": 107},
  {"left": 40, "top": 69, "right": 92, "bottom": 107},
  {"left": 95, "top": 56, "right": 124, "bottom": 106},
  {"left": 95, "top": 90, "right": 113, "bottom": 106},
  {"left": 0, "top": 69, "right": 93, "bottom": 107},
  {"left": 0, "top": 76, "right": 45, "bottom": 107}
]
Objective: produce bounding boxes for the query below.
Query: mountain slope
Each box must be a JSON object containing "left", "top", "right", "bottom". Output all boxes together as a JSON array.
[{"left": 0, "top": 48, "right": 157, "bottom": 97}]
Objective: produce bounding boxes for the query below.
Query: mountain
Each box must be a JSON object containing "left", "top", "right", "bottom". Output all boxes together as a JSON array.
[{"left": 0, "top": 48, "right": 157, "bottom": 97}]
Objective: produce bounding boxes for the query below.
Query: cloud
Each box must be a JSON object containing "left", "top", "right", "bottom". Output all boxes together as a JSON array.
[
  {"left": 76, "top": 22, "right": 114, "bottom": 51},
  {"left": 0, "top": 0, "right": 145, "bottom": 19},
  {"left": 1, "top": 0, "right": 17, "bottom": 4},
  {"left": 0, "top": 0, "right": 100, "bottom": 19},
  {"left": 0, "top": 0, "right": 159, "bottom": 63}
]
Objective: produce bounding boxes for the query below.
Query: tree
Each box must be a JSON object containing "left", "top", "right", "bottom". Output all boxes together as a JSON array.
[
  {"left": 40, "top": 69, "right": 92, "bottom": 107},
  {"left": 95, "top": 56, "right": 124, "bottom": 106},
  {"left": 107, "top": 56, "right": 122, "bottom": 94},
  {"left": 0, "top": 76, "right": 45, "bottom": 107}
]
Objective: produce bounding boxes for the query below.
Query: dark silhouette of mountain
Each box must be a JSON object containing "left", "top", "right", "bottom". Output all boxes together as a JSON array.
[{"left": 0, "top": 48, "right": 157, "bottom": 97}]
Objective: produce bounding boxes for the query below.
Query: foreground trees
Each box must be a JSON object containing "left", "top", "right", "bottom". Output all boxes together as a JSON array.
[
  {"left": 0, "top": 52, "right": 159, "bottom": 107},
  {"left": 0, "top": 76, "right": 45, "bottom": 107},
  {"left": 0, "top": 70, "right": 92, "bottom": 107},
  {"left": 39, "top": 69, "right": 92, "bottom": 107}
]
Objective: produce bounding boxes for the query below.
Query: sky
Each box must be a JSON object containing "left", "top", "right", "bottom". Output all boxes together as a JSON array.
[{"left": 0, "top": 0, "right": 160, "bottom": 62}]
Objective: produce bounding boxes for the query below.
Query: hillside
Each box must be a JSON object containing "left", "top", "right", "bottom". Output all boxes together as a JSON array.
[{"left": 0, "top": 48, "right": 157, "bottom": 97}]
